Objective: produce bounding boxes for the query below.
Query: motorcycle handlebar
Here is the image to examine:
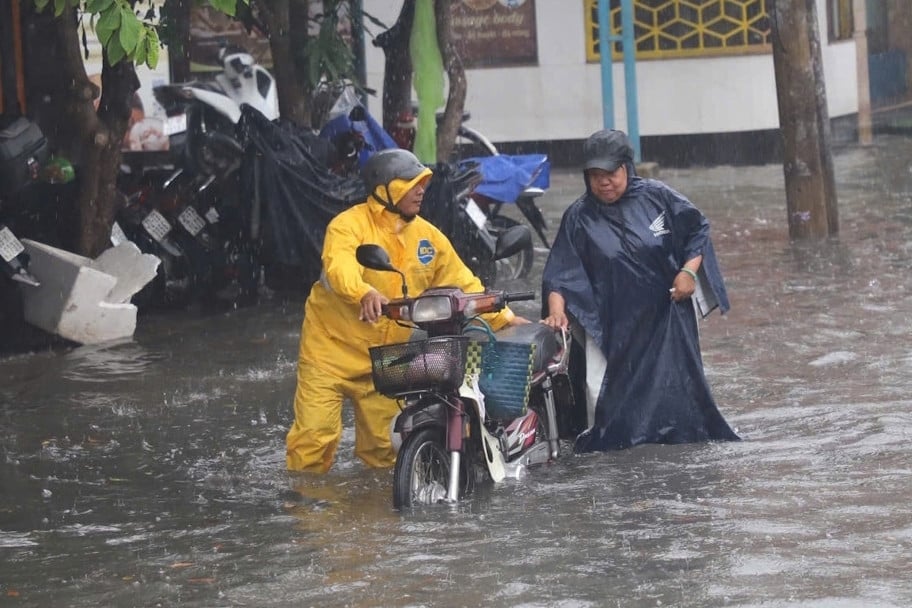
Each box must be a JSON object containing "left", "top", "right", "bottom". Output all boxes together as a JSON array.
[{"left": 505, "top": 291, "right": 536, "bottom": 303}]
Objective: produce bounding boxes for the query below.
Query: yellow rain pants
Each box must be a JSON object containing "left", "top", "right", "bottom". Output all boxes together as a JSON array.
[{"left": 286, "top": 195, "right": 515, "bottom": 472}]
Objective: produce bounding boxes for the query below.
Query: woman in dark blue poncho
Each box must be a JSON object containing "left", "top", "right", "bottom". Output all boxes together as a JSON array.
[{"left": 541, "top": 129, "right": 739, "bottom": 453}]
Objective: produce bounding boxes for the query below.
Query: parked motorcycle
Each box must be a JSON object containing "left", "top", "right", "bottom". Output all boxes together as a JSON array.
[
  {"left": 356, "top": 241, "right": 574, "bottom": 509},
  {"left": 0, "top": 223, "right": 39, "bottom": 286},
  {"left": 112, "top": 158, "right": 203, "bottom": 310},
  {"left": 421, "top": 107, "right": 552, "bottom": 283},
  {"left": 115, "top": 46, "right": 278, "bottom": 310},
  {"left": 1, "top": 115, "right": 50, "bottom": 288},
  {"left": 154, "top": 45, "right": 279, "bottom": 151}
]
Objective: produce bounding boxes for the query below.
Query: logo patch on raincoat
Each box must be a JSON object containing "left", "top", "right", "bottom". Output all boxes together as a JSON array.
[
  {"left": 649, "top": 212, "right": 671, "bottom": 237},
  {"left": 417, "top": 239, "right": 436, "bottom": 265}
]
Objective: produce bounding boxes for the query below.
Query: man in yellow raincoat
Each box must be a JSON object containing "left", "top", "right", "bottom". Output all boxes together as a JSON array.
[{"left": 286, "top": 149, "right": 528, "bottom": 473}]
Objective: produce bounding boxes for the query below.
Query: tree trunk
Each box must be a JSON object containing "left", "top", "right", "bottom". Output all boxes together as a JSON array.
[
  {"left": 257, "top": 0, "right": 310, "bottom": 127},
  {"left": 770, "top": 0, "right": 839, "bottom": 239},
  {"left": 373, "top": 0, "right": 415, "bottom": 135},
  {"left": 433, "top": 0, "right": 465, "bottom": 162},
  {"left": 32, "top": 8, "right": 137, "bottom": 257},
  {"left": 289, "top": 0, "right": 314, "bottom": 123}
]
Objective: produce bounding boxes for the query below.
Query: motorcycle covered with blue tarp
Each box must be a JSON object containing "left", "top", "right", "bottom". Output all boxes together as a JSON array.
[{"left": 460, "top": 153, "right": 552, "bottom": 249}]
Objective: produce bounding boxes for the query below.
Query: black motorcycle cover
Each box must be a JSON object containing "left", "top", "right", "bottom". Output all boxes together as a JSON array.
[
  {"left": 236, "top": 108, "right": 485, "bottom": 289},
  {"left": 420, "top": 161, "right": 483, "bottom": 246},
  {"left": 236, "top": 107, "right": 366, "bottom": 270}
]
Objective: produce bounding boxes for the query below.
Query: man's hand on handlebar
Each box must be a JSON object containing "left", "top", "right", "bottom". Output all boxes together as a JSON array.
[{"left": 360, "top": 289, "right": 388, "bottom": 323}]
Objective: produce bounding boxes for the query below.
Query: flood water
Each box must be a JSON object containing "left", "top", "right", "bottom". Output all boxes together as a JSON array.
[{"left": 2, "top": 135, "right": 912, "bottom": 607}]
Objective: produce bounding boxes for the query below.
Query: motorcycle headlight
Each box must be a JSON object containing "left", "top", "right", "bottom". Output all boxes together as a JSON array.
[{"left": 410, "top": 295, "right": 454, "bottom": 323}]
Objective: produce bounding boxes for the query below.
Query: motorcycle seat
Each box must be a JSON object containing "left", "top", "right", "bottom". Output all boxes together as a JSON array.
[{"left": 492, "top": 323, "right": 559, "bottom": 373}]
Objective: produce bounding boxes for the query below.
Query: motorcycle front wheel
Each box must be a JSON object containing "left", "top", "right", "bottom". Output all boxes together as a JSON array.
[{"left": 392, "top": 427, "right": 474, "bottom": 509}]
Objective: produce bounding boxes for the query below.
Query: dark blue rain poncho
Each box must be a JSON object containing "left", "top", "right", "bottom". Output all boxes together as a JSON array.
[{"left": 542, "top": 165, "right": 739, "bottom": 452}]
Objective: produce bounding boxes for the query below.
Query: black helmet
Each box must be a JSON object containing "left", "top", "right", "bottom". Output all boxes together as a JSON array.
[
  {"left": 361, "top": 149, "right": 428, "bottom": 199},
  {"left": 583, "top": 129, "right": 633, "bottom": 172}
]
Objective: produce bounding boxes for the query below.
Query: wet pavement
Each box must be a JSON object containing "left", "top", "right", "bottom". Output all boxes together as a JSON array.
[{"left": 2, "top": 132, "right": 912, "bottom": 607}]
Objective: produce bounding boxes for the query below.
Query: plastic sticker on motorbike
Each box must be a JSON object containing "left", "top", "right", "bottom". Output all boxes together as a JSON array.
[
  {"left": 417, "top": 239, "right": 436, "bottom": 265},
  {"left": 142, "top": 210, "right": 172, "bottom": 243},
  {"left": 0, "top": 226, "right": 26, "bottom": 262},
  {"left": 178, "top": 206, "right": 206, "bottom": 236},
  {"left": 465, "top": 197, "right": 489, "bottom": 231},
  {"left": 110, "top": 221, "right": 127, "bottom": 247}
]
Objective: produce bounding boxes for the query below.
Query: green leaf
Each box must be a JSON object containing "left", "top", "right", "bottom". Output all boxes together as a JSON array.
[
  {"left": 208, "top": 0, "right": 238, "bottom": 17},
  {"left": 34, "top": 0, "right": 51, "bottom": 13},
  {"left": 133, "top": 28, "right": 148, "bottom": 65},
  {"left": 118, "top": 7, "right": 142, "bottom": 54},
  {"left": 53, "top": 0, "right": 68, "bottom": 17},
  {"left": 95, "top": 6, "right": 121, "bottom": 46},
  {"left": 85, "top": 0, "right": 114, "bottom": 12},
  {"left": 145, "top": 29, "right": 160, "bottom": 69},
  {"left": 106, "top": 35, "right": 126, "bottom": 65}
]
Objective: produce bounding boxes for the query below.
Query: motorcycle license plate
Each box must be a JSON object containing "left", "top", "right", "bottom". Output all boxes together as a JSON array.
[
  {"left": 178, "top": 206, "right": 206, "bottom": 236},
  {"left": 142, "top": 210, "right": 172, "bottom": 243},
  {"left": 110, "top": 221, "right": 128, "bottom": 247},
  {"left": 163, "top": 113, "right": 187, "bottom": 136},
  {"left": 0, "top": 226, "right": 25, "bottom": 262},
  {"left": 465, "top": 198, "right": 489, "bottom": 230}
]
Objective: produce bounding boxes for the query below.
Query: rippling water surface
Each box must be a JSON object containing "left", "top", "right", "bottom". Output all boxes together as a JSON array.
[{"left": 2, "top": 136, "right": 912, "bottom": 607}]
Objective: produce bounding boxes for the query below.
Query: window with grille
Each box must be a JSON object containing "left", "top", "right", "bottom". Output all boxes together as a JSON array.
[
  {"left": 584, "top": 0, "right": 772, "bottom": 61},
  {"left": 825, "top": 0, "right": 854, "bottom": 42}
]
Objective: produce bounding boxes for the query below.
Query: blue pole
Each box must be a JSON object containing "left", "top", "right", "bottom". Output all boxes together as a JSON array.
[
  {"left": 620, "top": 0, "right": 641, "bottom": 162},
  {"left": 598, "top": 0, "right": 614, "bottom": 129}
]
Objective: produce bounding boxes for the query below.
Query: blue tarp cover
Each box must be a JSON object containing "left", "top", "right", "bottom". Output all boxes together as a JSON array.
[
  {"left": 319, "top": 108, "right": 398, "bottom": 169},
  {"left": 461, "top": 154, "right": 550, "bottom": 204}
]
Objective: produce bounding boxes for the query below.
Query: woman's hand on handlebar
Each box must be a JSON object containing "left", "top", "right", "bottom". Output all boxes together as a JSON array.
[
  {"left": 541, "top": 311, "right": 569, "bottom": 330},
  {"left": 359, "top": 289, "right": 388, "bottom": 323},
  {"left": 541, "top": 291, "right": 570, "bottom": 330}
]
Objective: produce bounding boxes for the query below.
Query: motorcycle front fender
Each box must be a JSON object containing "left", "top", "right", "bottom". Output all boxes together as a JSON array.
[{"left": 394, "top": 398, "right": 448, "bottom": 435}]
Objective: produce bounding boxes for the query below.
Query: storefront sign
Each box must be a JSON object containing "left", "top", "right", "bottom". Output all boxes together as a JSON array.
[{"left": 451, "top": 0, "right": 538, "bottom": 68}]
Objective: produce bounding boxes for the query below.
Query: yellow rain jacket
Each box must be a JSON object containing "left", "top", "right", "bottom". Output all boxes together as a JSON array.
[
  {"left": 300, "top": 198, "right": 515, "bottom": 378},
  {"left": 287, "top": 188, "right": 515, "bottom": 472}
]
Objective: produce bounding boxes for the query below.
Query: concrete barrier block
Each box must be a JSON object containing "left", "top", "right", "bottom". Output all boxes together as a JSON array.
[{"left": 19, "top": 239, "right": 160, "bottom": 345}]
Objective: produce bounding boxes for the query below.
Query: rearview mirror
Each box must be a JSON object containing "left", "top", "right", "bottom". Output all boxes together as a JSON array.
[
  {"left": 356, "top": 244, "right": 396, "bottom": 272},
  {"left": 356, "top": 244, "right": 409, "bottom": 297}
]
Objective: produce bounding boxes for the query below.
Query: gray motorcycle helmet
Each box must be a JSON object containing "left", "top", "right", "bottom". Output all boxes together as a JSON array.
[
  {"left": 583, "top": 129, "right": 634, "bottom": 172},
  {"left": 361, "top": 149, "right": 428, "bottom": 209}
]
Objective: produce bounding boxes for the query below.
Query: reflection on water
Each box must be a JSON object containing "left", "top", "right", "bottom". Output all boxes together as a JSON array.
[{"left": 2, "top": 136, "right": 912, "bottom": 607}]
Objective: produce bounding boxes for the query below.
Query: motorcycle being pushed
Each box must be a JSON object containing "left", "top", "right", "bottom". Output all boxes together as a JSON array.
[{"left": 356, "top": 241, "right": 574, "bottom": 509}]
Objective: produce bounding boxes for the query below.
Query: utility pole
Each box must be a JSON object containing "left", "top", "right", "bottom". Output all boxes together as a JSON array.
[
  {"left": 853, "top": 0, "right": 873, "bottom": 145},
  {"left": 597, "top": 0, "right": 640, "bottom": 162},
  {"left": 770, "top": 0, "right": 839, "bottom": 239}
]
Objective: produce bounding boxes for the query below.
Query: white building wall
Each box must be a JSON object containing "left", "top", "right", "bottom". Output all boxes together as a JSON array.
[{"left": 362, "top": 1, "right": 859, "bottom": 143}]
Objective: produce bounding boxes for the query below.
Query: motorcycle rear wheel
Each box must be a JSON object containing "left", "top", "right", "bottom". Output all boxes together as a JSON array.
[
  {"left": 392, "top": 427, "right": 474, "bottom": 509},
  {"left": 492, "top": 215, "right": 535, "bottom": 282}
]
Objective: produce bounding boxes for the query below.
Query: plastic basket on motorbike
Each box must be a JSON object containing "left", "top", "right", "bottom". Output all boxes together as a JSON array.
[
  {"left": 370, "top": 336, "right": 470, "bottom": 397},
  {"left": 465, "top": 322, "right": 560, "bottom": 420}
]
